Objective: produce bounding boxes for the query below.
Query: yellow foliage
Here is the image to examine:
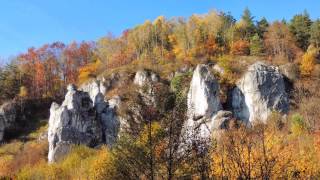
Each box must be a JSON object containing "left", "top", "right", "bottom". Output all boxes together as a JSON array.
[
  {"left": 18, "top": 86, "right": 28, "bottom": 98},
  {"left": 90, "top": 147, "right": 116, "bottom": 180},
  {"left": 138, "top": 122, "right": 164, "bottom": 146},
  {"left": 78, "top": 60, "right": 102, "bottom": 84},
  {"left": 14, "top": 145, "right": 112, "bottom": 180},
  {"left": 0, "top": 155, "right": 13, "bottom": 177},
  {"left": 16, "top": 163, "right": 66, "bottom": 180},
  {"left": 210, "top": 118, "right": 320, "bottom": 179},
  {"left": 300, "top": 45, "right": 319, "bottom": 76},
  {"left": 290, "top": 113, "right": 306, "bottom": 136},
  {"left": 58, "top": 145, "right": 96, "bottom": 179}
]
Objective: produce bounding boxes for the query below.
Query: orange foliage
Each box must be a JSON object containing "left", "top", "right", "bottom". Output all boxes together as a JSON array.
[
  {"left": 2, "top": 141, "right": 48, "bottom": 177},
  {"left": 78, "top": 60, "right": 101, "bottom": 84},
  {"left": 230, "top": 39, "right": 250, "bottom": 55}
]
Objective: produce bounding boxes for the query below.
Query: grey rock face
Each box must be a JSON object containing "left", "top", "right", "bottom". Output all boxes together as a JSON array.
[
  {"left": 134, "top": 70, "right": 159, "bottom": 87},
  {"left": 211, "top": 111, "right": 233, "bottom": 130},
  {"left": 133, "top": 70, "right": 160, "bottom": 107},
  {"left": 80, "top": 80, "right": 106, "bottom": 104},
  {"left": 231, "top": 62, "right": 289, "bottom": 124},
  {"left": 48, "top": 81, "right": 120, "bottom": 163},
  {"left": 182, "top": 64, "right": 222, "bottom": 141},
  {"left": 0, "top": 101, "right": 17, "bottom": 141},
  {"left": 211, "top": 110, "right": 233, "bottom": 138},
  {"left": 0, "top": 118, "right": 4, "bottom": 141},
  {"left": 187, "top": 64, "right": 221, "bottom": 121},
  {"left": 279, "top": 63, "right": 298, "bottom": 82}
]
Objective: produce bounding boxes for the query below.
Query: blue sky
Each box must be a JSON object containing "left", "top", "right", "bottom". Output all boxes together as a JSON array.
[{"left": 0, "top": 0, "right": 320, "bottom": 62}]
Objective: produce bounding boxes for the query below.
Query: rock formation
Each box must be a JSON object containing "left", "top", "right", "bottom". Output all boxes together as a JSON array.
[
  {"left": 231, "top": 62, "right": 289, "bottom": 124},
  {"left": 48, "top": 81, "right": 120, "bottom": 163},
  {"left": 134, "top": 70, "right": 159, "bottom": 87},
  {"left": 0, "top": 101, "right": 17, "bottom": 141},
  {"left": 279, "top": 63, "right": 298, "bottom": 82},
  {"left": 47, "top": 62, "right": 291, "bottom": 161},
  {"left": 133, "top": 70, "right": 160, "bottom": 106},
  {"left": 0, "top": 118, "right": 4, "bottom": 141},
  {"left": 183, "top": 64, "right": 223, "bottom": 141}
]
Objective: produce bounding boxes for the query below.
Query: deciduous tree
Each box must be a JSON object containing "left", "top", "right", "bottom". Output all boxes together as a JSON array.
[{"left": 264, "top": 21, "right": 301, "bottom": 61}]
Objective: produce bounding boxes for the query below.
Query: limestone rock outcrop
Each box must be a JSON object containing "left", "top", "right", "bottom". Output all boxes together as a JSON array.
[
  {"left": 187, "top": 65, "right": 221, "bottom": 120},
  {"left": 231, "top": 62, "right": 289, "bottom": 124},
  {"left": 134, "top": 70, "right": 159, "bottom": 87},
  {"left": 211, "top": 110, "right": 233, "bottom": 130},
  {"left": 0, "top": 101, "right": 17, "bottom": 141},
  {"left": 0, "top": 118, "right": 4, "bottom": 141},
  {"left": 48, "top": 81, "right": 120, "bottom": 163},
  {"left": 80, "top": 79, "right": 106, "bottom": 104},
  {"left": 133, "top": 70, "right": 160, "bottom": 106},
  {"left": 183, "top": 64, "right": 222, "bottom": 140},
  {"left": 279, "top": 63, "right": 298, "bottom": 82}
]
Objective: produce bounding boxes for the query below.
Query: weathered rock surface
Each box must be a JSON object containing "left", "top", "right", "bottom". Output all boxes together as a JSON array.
[
  {"left": 133, "top": 70, "right": 161, "bottom": 107},
  {"left": 134, "top": 70, "right": 159, "bottom": 87},
  {"left": 182, "top": 64, "right": 222, "bottom": 141},
  {"left": 0, "top": 118, "right": 4, "bottom": 141},
  {"left": 187, "top": 64, "right": 221, "bottom": 121},
  {"left": 211, "top": 110, "right": 233, "bottom": 130},
  {"left": 48, "top": 81, "right": 120, "bottom": 162},
  {"left": 213, "top": 64, "right": 225, "bottom": 74},
  {"left": 279, "top": 63, "right": 298, "bottom": 82},
  {"left": 211, "top": 110, "right": 233, "bottom": 138},
  {"left": 80, "top": 79, "right": 106, "bottom": 104},
  {"left": 231, "top": 62, "right": 289, "bottom": 124},
  {"left": 0, "top": 101, "right": 17, "bottom": 141}
]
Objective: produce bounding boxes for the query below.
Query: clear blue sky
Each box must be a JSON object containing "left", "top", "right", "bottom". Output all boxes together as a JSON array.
[{"left": 0, "top": 0, "right": 320, "bottom": 62}]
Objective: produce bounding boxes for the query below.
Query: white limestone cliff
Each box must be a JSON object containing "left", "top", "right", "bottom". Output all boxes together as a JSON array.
[{"left": 231, "top": 62, "right": 289, "bottom": 124}]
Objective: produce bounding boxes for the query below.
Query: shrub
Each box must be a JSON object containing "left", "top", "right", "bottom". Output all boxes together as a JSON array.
[
  {"left": 15, "top": 145, "right": 103, "bottom": 179},
  {"left": 90, "top": 147, "right": 116, "bottom": 180},
  {"left": 291, "top": 113, "right": 306, "bottom": 136},
  {"left": 216, "top": 55, "right": 238, "bottom": 86},
  {"left": 16, "top": 163, "right": 66, "bottom": 180},
  {"left": 11, "top": 141, "right": 48, "bottom": 170},
  {"left": 59, "top": 145, "right": 97, "bottom": 179}
]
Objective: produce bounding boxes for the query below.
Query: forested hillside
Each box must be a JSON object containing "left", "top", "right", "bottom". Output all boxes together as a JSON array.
[
  {"left": 1, "top": 9, "right": 319, "bottom": 102},
  {"left": 1, "top": 8, "right": 320, "bottom": 179}
]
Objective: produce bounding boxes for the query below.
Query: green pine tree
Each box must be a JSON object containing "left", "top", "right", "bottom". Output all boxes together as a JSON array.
[
  {"left": 250, "top": 33, "right": 263, "bottom": 56},
  {"left": 290, "top": 10, "right": 312, "bottom": 50},
  {"left": 310, "top": 19, "right": 320, "bottom": 48}
]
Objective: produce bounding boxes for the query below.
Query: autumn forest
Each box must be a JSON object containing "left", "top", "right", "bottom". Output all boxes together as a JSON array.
[{"left": 0, "top": 7, "right": 320, "bottom": 179}]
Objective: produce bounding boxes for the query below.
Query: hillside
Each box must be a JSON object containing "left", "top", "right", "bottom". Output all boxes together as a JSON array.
[{"left": 1, "top": 9, "right": 320, "bottom": 179}]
